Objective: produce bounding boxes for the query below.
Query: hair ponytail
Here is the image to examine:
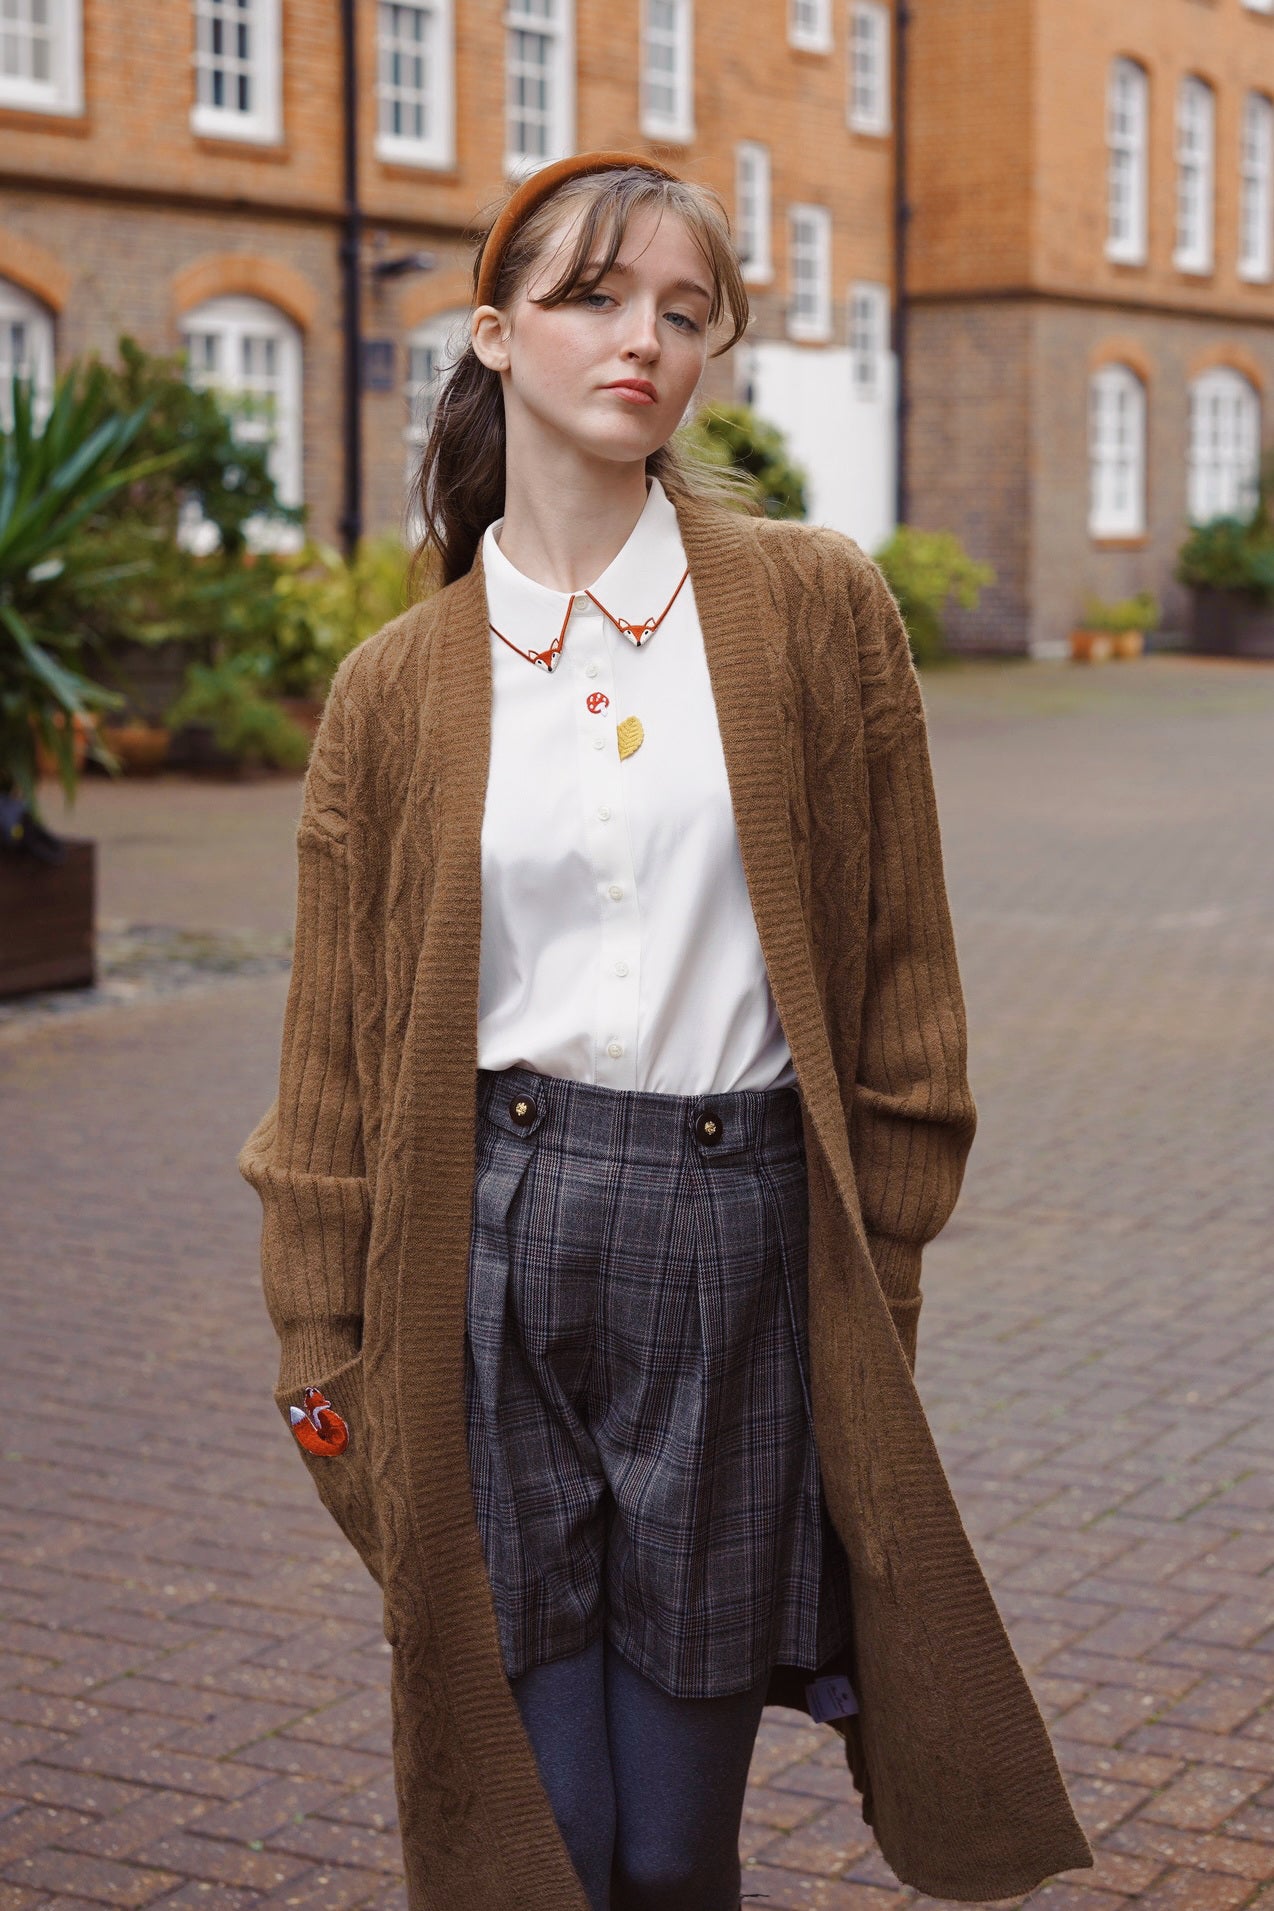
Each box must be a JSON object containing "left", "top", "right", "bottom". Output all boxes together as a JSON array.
[{"left": 408, "top": 165, "right": 759, "bottom": 596}]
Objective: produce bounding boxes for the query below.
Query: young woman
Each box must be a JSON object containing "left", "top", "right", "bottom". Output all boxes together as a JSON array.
[{"left": 239, "top": 153, "right": 1092, "bottom": 1911}]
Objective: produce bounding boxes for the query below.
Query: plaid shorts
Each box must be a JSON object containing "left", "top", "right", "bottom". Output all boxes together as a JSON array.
[{"left": 464, "top": 1062, "right": 855, "bottom": 1700}]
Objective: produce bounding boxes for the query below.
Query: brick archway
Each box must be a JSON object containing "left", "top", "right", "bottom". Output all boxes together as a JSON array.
[
  {"left": 0, "top": 229, "right": 70, "bottom": 313},
  {"left": 1187, "top": 342, "right": 1266, "bottom": 393},
  {"left": 170, "top": 253, "right": 320, "bottom": 334},
  {"left": 1088, "top": 336, "right": 1155, "bottom": 386}
]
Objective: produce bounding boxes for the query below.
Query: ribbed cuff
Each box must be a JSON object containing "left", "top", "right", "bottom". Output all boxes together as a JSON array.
[{"left": 865, "top": 1230, "right": 923, "bottom": 1303}]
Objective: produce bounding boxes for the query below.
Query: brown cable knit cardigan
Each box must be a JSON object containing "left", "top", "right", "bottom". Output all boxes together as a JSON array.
[{"left": 237, "top": 486, "right": 1094, "bottom": 1906}]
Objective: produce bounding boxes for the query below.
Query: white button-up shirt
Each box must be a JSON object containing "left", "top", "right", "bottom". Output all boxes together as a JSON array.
[{"left": 476, "top": 474, "right": 796, "bottom": 1095}]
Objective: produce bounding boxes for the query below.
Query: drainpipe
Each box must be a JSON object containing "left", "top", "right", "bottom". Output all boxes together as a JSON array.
[
  {"left": 339, "top": 0, "right": 363, "bottom": 558},
  {"left": 893, "top": 0, "right": 911, "bottom": 527}
]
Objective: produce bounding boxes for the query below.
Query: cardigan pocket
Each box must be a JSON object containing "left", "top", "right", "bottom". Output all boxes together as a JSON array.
[{"left": 274, "top": 1350, "right": 384, "bottom": 1589}]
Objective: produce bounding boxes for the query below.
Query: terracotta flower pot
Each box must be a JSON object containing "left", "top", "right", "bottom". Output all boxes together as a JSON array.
[
  {"left": 1069, "top": 628, "right": 1113, "bottom": 663},
  {"left": 1110, "top": 629, "right": 1145, "bottom": 659},
  {"left": 31, "top": 710, "right": 94, "bottom": 776},
  {"left": 99, "top": 722, "right": 171, "bottom": 774}
]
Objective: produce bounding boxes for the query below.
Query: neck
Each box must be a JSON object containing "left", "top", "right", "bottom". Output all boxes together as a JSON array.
[{"left": 495, "top": 450, "right": 653, "bottom": 595}]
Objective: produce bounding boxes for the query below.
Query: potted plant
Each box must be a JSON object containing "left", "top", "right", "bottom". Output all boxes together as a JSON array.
[
  {"left": 1069, "top": 590, "right": 1160, "bottom": 663},
  {"left": 1176, "top": 463, "right": 1274, "bottom": 657},
  {"left": 165, "top": 651, "right": 313, "bottom": 779},
  {"left": 0, "top": 365, "right": 180, "bottom": 997}
]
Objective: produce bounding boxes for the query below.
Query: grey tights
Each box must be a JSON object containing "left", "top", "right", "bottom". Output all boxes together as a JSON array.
[{"left": 509, "top": 1632, "right": 771, "bottom": 1911}]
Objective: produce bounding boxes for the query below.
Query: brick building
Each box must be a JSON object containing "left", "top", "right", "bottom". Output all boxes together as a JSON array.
[
  {"left": 0, "top": 0, "right": 896, "bottom": 571},
  {"left": 907, "top": 0, "right": 1274, "bottom": 654},
  {"left": 2, "top": 2, "right": 1272, "bottom": 652}
]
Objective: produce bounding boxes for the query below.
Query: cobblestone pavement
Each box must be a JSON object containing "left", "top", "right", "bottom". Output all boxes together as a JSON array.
[{"left": 2, "top": 655, "right": 1272, "bottom": 1909}]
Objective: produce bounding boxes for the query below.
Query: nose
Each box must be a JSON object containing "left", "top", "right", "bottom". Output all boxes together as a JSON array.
[{"left": 621, "top": 299, "right": 661, "bottom": 360}]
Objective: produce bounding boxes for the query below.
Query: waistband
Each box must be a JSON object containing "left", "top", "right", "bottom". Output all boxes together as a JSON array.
[{"left": 476, "top": 1062, "right": 805, "bottom": 1165}]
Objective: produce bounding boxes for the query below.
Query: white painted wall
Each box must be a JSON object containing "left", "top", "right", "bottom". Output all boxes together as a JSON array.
[{"left": 734, "top": 340, "right": 897, "bottom": 553}]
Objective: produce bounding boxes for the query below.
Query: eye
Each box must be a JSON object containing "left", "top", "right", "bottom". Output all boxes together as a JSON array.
[{"left": 578, "top": 291, "right": 701, "bottom": 332}]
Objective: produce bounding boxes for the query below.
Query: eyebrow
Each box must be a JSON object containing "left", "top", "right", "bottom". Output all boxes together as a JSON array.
[{"left": 583, "top": 258, "right": 712, "bottom": 304}]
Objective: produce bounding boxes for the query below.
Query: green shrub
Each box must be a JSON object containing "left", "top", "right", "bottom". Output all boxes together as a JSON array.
[
  {"left": 679, "top": 400, "right": 808, "bottom": 518},
  {"left": 1176, "top": 446, "right": 1274, "bottom": 601},
  {"left": 165, "top": 653, "right": 312, "bottom": 769},
  {"left": 78, "top": 334, "right": 302, "bottom": 556},
  {"left": 871, "top": 526, "right": 995, "bottom": 665},
  {"left": 270, "top": 535, "right": 413, "bottom": 695},
  {"left": 1078, "top": 590, "right": 1160, "bottom": 634}
]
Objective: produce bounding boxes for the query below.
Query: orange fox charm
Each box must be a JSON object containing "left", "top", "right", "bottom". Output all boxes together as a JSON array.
[{"left": 289, "top": 1387, "right": 349, "bottom": 1457}]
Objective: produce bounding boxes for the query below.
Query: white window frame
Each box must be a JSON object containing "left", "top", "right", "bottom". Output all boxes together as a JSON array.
[
  {"left": 376, "top": 0, "right": 455, "bottom": 169},
  {"left": 735, "top": 141, "right": 772, "bottom": 283},
  {"left": 640, "top": 0, "right": 693, "bottom": 143},
  {"left": 1243, "top": 0, "right": 1274, "bottom": 13},
  {"left": 1088, "top": 363, "right": 1147, "bottom": 539},
  {"left": 849, "top": 280, "right": 889, "bottom": 400},
  {"left": 403, "top": 305, "right": 467, "bottom": 493},
  {"left": 788, "top": 0, "right": 831, "bottom": 53},
  {"left": 180, "top": 294, "right": 303, "bottom": 552},
  {"left": 503, "top": 0, "right": 575, "bottom": 178},
  {"left": 0, "top": 0, "right": 82, "bottom": 114},
  {"left": 1174, "top": 74, "right": 1215, "bottom": 275},
  {"left": 1106, "top": 58, "right": 1148, "bottom": 266},
  {"left": 1188, "top": 369, "right": 1261, "bottom": 524},
  {"left": 787, "top": 203, "right": 832, "bottom": 342},
  {"left": 848, "top": 0, "right": 890, "bottom": 136},
  {"left": 0, "top": 279, "right": 55, "bottom": 430},
  {"left": 1240, "top": 92, "right": 1274, "bottom": 282},
  {"left": 191, "top": 0, "right": 282, "bottom": 145}
]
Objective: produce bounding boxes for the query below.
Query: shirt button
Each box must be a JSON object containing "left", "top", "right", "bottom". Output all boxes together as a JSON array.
[
  {"left": 607, "top": 883, "right": 624, "bottom": 900},
  {"left": 592, "top": 735, "right": 606, "bottom": 751},
  {"left": 586, "top": 662, "right": 600, "bottom": 679},
  {"left": 614, "top": 960, "right": 629, "bottom": 977},
  {"left": 597, "top": 805, "right": 611, "bottom": 821},
  {"left": 606, "top": 1039, "right": 625, "bottom": 1058}
]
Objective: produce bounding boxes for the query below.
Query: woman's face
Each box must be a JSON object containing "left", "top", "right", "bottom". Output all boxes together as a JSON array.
[{"left": 474, "top": 202, "right": 714, "bottom": 469}]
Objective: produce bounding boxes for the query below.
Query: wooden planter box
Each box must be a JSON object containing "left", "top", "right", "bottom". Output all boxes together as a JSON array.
[
  {"left": 0, "top": 837, "right": 96, "bottom": 998},
  {"left": 1189, "top": 587, "right": 1274, "bottom": 659}
]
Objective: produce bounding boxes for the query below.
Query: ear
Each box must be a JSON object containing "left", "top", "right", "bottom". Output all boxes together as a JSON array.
[{"left": 471, "top": 304, "right": 511, "bottom": 374}]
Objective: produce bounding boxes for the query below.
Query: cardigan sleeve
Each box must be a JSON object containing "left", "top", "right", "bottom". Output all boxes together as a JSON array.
[
  {"left": 236, "top": 659, "right": 372, "bottom": 1396},
  {"left": 846, "top": 548, "right": 978, "bottom": 1368}
]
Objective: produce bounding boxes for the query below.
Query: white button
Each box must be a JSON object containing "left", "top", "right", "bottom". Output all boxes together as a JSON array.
[
  {"left": 613, "top": 960, "right": 629, "bottom": 977},
  {"left": 607, "top": 883, "right": 624, "bottom": 900},
  {"left": 586, "top": 662, "right": 600, "bottom": 679},
  {"left": 597, "top": 805, "right": 611, "bottom": 821},
  {"left": 606, "top": 1040, "right": 625, "bottom": 1058},
  {"left": 592, "top": 735, "right": 606, "bottom": 751}
]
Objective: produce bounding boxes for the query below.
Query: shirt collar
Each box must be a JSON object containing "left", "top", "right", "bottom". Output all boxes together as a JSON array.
[{"left": 482, "top": 475, "right": 690, "bottom": 668}]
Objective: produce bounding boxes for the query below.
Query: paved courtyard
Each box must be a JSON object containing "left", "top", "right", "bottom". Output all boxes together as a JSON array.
[{"left": 2, "top": 653, "right": 1273, "bottom": 1909}]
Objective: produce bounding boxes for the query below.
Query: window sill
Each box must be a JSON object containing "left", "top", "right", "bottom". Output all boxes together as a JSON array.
[
  {"left": 0, "top": 100, "right": 88, "bottom": 135},
  {"left": 374, "top": 140, "right": 457, "bottom": 174},
  {"left": 192, "top": 132, "right": 291, "bottom": 164},
  {"left": 1091, "top": 533, "right": 1150, "bottom": 550}
]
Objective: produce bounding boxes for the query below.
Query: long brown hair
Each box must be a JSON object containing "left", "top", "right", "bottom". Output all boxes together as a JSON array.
[{"left": 409, "top": 165, "right": 760, "bottom": 594}]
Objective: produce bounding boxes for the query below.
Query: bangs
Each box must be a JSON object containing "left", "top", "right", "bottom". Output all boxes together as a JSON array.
[{"left": 525, "top": 181, "right": 727, "bottom": 333}]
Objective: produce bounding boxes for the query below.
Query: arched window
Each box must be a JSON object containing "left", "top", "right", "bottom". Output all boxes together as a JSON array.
[
  {"left": 0, "top": 277, "right": 55, "bottom": 429},
  {"left": 1107, "top": 58, "right": 1149, "bottom": 265},
  {"left": 402, "top": 307, "right": 468, "bottom": 530},
  {"left": 179, "top": 293, "right": 303, "bottom": 551},
  {"left": 1188, "top": 368, "right": 1261, "bottom": 524},
  {"left": 1088, "top": 363, "right": 1147, "bottom": 538}
]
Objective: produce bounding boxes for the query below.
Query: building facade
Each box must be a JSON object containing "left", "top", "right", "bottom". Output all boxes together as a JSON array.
[
  {"left": 0, "top": 0, "right": 899, "bottom": 567},
  {"left": 907, "top": 0, "right": 1274, "bottom": 654}
]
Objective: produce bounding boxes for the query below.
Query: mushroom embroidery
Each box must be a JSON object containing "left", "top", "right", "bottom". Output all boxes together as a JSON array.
[{"left": 289, "top": 1387, "right": 350, "bottom": 1457}]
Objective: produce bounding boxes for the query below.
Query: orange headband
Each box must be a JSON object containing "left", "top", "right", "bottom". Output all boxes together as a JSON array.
[{"left": 474, "top": 150, "right": 684, "bottom": 311}]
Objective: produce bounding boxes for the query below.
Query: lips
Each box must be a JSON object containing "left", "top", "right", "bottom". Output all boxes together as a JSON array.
[{"left": 605, "top": 381, "right": 657, "bottom": 400}]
